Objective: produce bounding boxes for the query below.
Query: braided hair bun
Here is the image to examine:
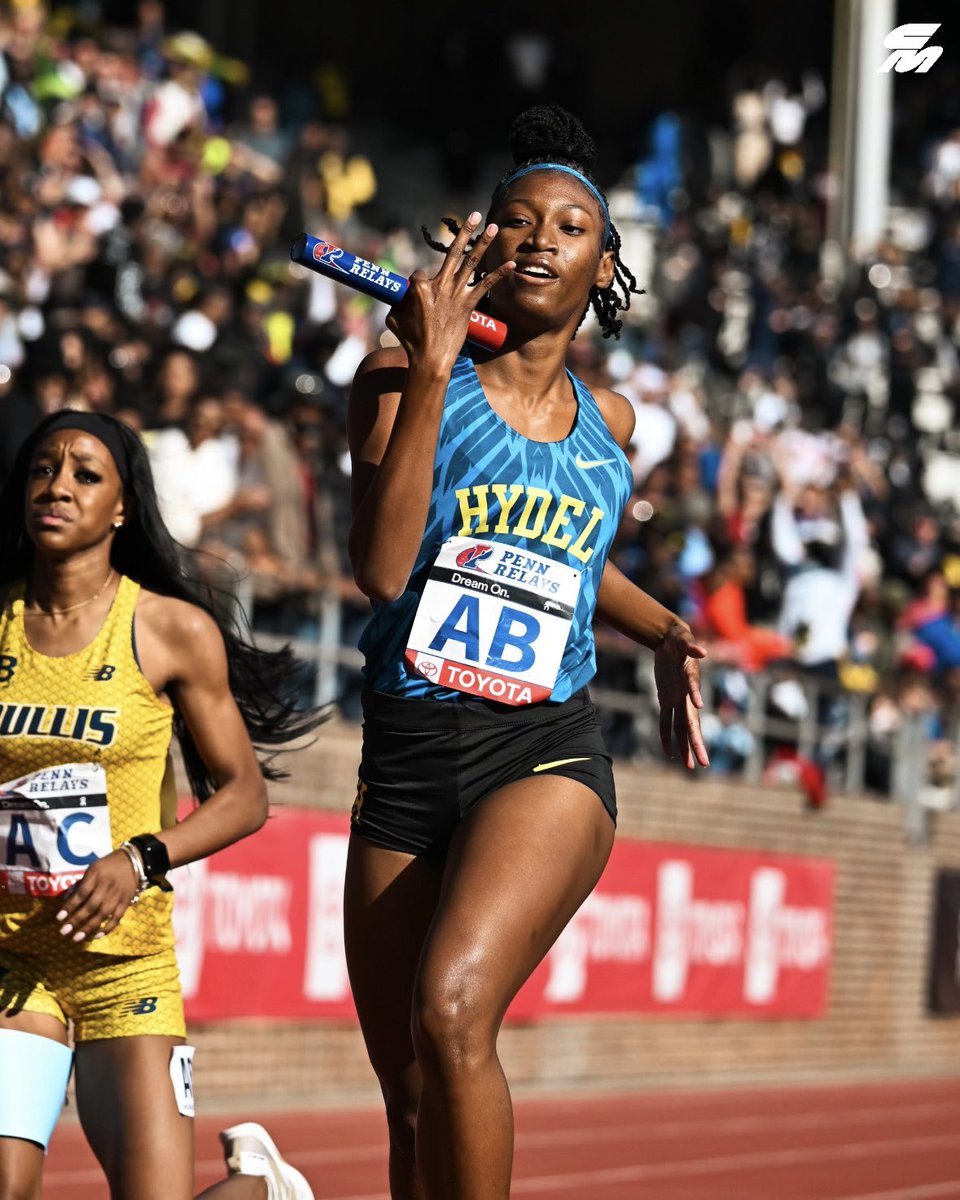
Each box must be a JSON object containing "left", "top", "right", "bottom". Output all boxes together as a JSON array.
[{"left": 509, "top": 105, "right": 597, "bottom": 171}]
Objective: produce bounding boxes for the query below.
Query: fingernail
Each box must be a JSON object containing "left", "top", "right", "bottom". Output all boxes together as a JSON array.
[
  {"left": 56, "top": 910, "right": 67, "bottom": 921},
  {"left": 73, "top": 931, "right": 86, "bottom": 942},
  {"left": 468, "top": 211, "right": 481, "bottom": 225},
  {"left": 94, "top": 932, "right": 106, "bottom": 940},
  {"left": 485, "top": 223, "right": 497, "bottom": 237},
  {"left": 60, "top": 924, "right": 73, "bottom": 936}
]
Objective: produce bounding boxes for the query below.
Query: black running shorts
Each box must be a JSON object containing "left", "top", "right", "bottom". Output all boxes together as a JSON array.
[{"left": 352, "top": 686, "right": 616, "bottom": 857}]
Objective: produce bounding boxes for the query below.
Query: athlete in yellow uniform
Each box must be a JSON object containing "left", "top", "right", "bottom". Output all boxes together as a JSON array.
[
  {"left": 0, "top": 573, "right": 183, "bottom": 1035},
  {"left": 0, "top": 412, "right": 318, "bottom": 1200}
]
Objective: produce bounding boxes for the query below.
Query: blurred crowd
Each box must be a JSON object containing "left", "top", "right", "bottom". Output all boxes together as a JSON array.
[{"left": 1, "top": 1, "right": 959, "bottom": 801}]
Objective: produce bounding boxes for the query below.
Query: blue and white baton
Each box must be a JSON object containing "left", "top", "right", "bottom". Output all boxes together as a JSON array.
[{"left": 291, "top": 233, "right": 508, "bottom": 351}]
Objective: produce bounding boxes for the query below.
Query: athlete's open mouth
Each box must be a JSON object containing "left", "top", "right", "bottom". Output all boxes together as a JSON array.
[{"left": 515, "top": 260, "right": 558, "bottom": 280}]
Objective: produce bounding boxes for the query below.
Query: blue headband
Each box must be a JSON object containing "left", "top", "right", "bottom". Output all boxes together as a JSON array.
[{"left": 493, "top": 162, "right": 611, "bottom": 246}]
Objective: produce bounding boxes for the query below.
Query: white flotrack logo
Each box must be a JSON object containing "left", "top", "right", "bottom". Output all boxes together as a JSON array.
[{"left": 879, "top": 24, "right": 943, "bottom": 73}]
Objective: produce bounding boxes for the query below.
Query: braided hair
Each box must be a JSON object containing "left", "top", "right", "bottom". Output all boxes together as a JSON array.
[{"left": 423, "top": 105, "right": 642, "bottom": 338}]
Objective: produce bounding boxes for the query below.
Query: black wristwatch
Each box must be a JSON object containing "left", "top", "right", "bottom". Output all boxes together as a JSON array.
[{"left": 129, "top": 834, "right": 173, "bottom": 892}]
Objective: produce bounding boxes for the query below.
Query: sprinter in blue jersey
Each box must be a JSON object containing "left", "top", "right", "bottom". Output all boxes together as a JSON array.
[{"left": 343, "top": 106, "right": 709, "bottom": 1200}]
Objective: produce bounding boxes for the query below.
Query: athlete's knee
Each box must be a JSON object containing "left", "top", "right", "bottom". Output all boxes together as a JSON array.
[
  {"left": 382, "top": 1089, "right": 417, "bottom": 1159},
  {"left": 368, "top": 1064, "right": 420, "bottom": 1158},
  {"left": 412, "top": 974, "right": 498, "bottom": 1078}
]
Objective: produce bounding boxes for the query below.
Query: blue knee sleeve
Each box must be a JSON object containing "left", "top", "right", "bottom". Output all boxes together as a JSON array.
[{"left": 0, "top": 1031, "right": 73, "bottom": 1148}]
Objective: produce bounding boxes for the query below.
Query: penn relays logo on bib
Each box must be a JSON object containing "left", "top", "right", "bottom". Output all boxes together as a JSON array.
[{"left": 455, "top": 544, "right": 494, "bottom": 572}]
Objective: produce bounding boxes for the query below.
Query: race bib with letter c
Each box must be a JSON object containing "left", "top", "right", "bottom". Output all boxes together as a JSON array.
[{"left": 0, "top": 763, "right": 111, "bottom": 898}]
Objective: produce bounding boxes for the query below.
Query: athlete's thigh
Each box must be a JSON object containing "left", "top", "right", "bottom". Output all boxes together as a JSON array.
[
  {"left": 343, "top": 835, "right": 444, "bottom": 1079},
  {"left": 419, "top": 775, "right": 615, "bottom": 1023},
  {"left": 75, "top": 1035, "right": 194, "bottom": 1200}
]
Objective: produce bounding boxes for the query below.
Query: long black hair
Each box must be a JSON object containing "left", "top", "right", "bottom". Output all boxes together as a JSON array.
[
  {"left": 0, "top": 411, "right": 327, "bottom": 800},
  {"left": 423, "top": 105, "right": 643, "bottom": 338}
]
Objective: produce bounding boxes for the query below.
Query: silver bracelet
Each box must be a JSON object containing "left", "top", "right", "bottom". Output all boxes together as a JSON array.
[{"left": 119, "top": 841, "right": 148, "bottom": 903}]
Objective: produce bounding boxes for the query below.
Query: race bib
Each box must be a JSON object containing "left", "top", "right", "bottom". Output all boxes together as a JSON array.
[
  {"left": 0, "top": 763, "right": 111, "bottom": 897},
  {"left": 405, "top": 537, "right": 581, "bottom": 705}
]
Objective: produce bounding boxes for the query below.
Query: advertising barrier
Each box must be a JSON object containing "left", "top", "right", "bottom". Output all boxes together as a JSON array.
[{"left": 172, "top": 808, "right": 834, "bottom": 1021}]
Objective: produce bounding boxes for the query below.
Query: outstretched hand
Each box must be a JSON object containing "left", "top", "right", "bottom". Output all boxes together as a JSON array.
[
  {"left": 386, "top": 211, "right": 514, "bottom": 372},
  {"left": 654, "top": 624, "right": 710, "bottom": 770}
]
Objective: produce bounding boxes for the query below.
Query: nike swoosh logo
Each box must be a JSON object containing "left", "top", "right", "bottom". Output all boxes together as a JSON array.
[
  {"left": 575, "top": 454, "right": 616, "bottom": 469},
  {"left": 532, "top": 757, "right": 593, "bottom": 773}
]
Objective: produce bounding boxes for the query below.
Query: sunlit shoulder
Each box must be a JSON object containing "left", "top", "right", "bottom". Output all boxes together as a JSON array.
[
  {"left": 135, "top": 589, "right": 226, "bottom": 680},
  {"left": 593, "top": 388, "right": 636, "bottom": 451}
]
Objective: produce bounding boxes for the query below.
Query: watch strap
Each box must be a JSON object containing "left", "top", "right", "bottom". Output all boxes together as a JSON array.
[{"left": 128, "top": 834, "right": 173, "bottom": 892}]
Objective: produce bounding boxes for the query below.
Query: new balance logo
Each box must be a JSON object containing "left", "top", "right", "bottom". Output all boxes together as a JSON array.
[
  {"left": 88, "top": 665, "right": 116, "bottom": 681},
  {"left": 879, "top": 24, "right": 942, "bottom": 73},
  {"left": 123, "top": 996, "right": 159, "bottom": 1015}
]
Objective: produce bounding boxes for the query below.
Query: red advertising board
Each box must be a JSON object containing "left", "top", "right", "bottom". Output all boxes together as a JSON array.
[{"left": 172, "top": 808, "right": 834, "bottom": 1022}]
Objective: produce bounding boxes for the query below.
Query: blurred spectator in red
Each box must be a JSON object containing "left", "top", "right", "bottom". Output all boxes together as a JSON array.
[{"left": 700, "top": 546, "right": 792, "bottom": 671}]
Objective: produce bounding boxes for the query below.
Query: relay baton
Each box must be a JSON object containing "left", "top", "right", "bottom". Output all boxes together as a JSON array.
[{"left": 291, "top": 233, "right": 508, "bottom": 351}]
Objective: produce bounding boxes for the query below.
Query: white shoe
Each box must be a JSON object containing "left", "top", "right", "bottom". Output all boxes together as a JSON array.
[{"left": 219, "top": 1121, "right": 314, "bottom": 1200}]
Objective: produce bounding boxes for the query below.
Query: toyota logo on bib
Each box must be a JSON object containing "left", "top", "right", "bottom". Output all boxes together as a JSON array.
[{"left": 415, "top": 655, "right": 442, "bottom": 679}]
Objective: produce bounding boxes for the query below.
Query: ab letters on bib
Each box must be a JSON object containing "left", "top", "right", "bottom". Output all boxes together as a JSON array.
[
  {"left": 0, "top": 762, "right": 111, "bottom": 897},
  {"left": 405, "top": 537, "right": 581, "bottom": 705}
]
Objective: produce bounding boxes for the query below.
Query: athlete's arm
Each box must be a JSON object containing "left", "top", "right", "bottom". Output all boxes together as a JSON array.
[
  {"left": 597, "top": 564, "right": 709, "bottom": 770},
  {"left": 143, "top": 596, "right": 268, "bottom": 865},
  {"left": 348, "top": 214, "right": 515, "bottom": 602},
  {"left": 55, "top": 595, "right": 267, "bottom": 941},
  {"left": 595, "top": 561, "right": 694, "bottom": 651},
  {"left": 593, "top": 386, "right": 709, "bottom": 769},
  {"left": 347, "top": 345, "right": 445, "bottom": 602}
]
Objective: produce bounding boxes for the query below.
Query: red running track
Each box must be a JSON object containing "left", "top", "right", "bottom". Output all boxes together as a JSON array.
[{"left": 42, "top": 1077, "right": 960, "bottom": 1199}]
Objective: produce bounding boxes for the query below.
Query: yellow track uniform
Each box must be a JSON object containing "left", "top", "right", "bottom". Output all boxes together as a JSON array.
[{"left": 0, "top": 576, "right": 185, "bottom": 1038}]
